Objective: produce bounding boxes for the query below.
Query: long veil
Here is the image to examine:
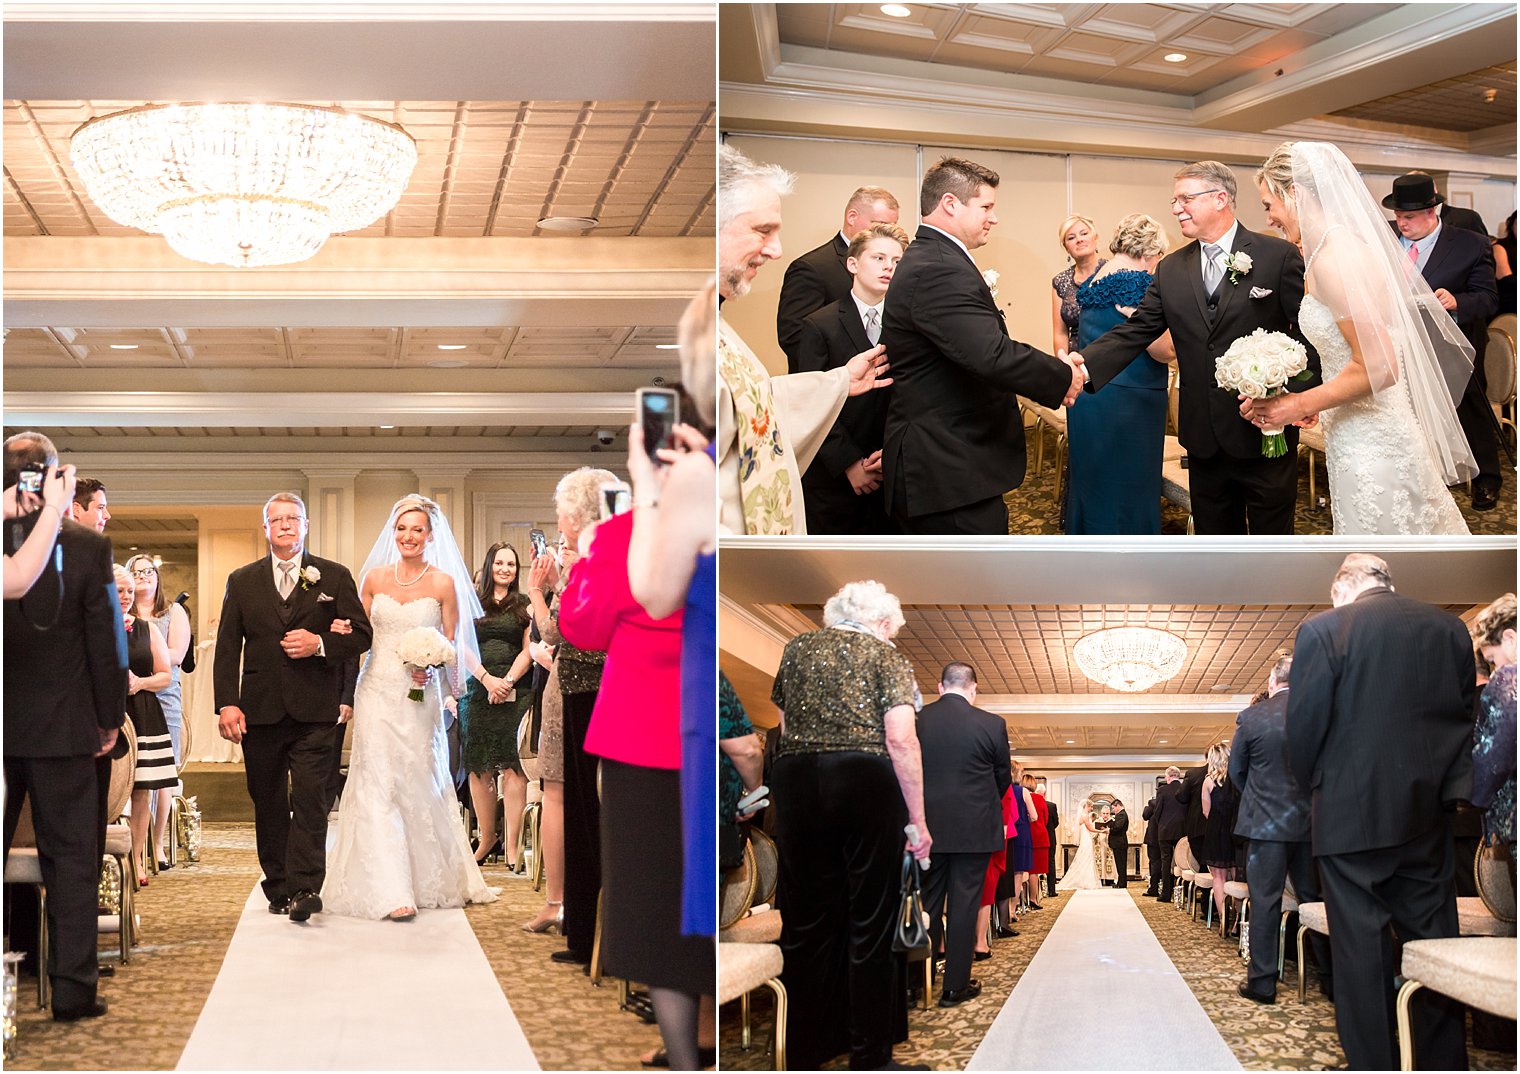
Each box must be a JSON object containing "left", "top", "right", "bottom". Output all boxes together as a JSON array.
[
  {"left": 357, "top": 494, "right": 484, "bottom": 693},
  {"left": 1289, "top": 141, "right": 1478, "bottom": 484}
]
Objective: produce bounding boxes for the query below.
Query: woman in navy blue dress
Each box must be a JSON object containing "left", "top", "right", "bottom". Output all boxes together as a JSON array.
[{"left": 1066, "top": 214, "right": 1176, "bottom": 534}]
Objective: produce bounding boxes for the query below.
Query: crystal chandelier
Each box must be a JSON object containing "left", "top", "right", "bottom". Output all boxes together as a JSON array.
[
  {"left": 1073, "top": 626, "right": 1186, "bottom": 692},
  {"left": 70, "top": 102, "right": 418, "bottom": 268}
]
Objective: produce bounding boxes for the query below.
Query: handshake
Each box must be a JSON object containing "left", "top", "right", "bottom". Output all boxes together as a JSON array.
[{"left": 1057, "top": 349, "right": 1088, "bottom": 406}]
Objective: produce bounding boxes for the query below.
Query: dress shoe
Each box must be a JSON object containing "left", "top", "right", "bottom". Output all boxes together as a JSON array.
[
  {"left": 97, "top": 964, "right": 115, "bottom": 978},
  {"left": 1237, "top": 981, "right": 1275, "bottom": 1005},
  {"left": 994, "top": 926, "right": 1019, "bottom": 938},
  {"left": 53, "top": 999, "right": 108, "bottom": 1022},
  {"left": 1472, "top": 482, "right": 1500, "bottom": 512},
  {"left": 551, "top": 948, "right": 590, "bottom": 965},
  {"left": 288, "top": 890, "right": 322, "bottom": 922},
  {"left": 973, "top": 950, "right": 991, "bottom": 962},
  {"left": 1026, "top": 902, "right": 1043, "bottom": 910},
  {"left": 938, "top": 979, "right": 982, "bottom": 1008},
  {"left": 267, "top": 895, "right": 291, "bottom": 915},
  {"left": 1142, "top": 888, "right": 1158, "bottom": 897}
]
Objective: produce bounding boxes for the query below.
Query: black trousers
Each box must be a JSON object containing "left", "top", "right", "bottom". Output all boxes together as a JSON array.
[
  {"left": 560, "top": 690, "right": 601, "bottom": 961},
  {"left": 894, "top": 492, "right": 1008, "bottom": 536},
  {"left": 1187, "top": 451, "right": 1297, "bottom": 535},
  {"left": 1110, "top": 841, "right": 1128, "bottom": 887},
  {"left": 922, "top": 850, "right": 988, "bottom": 993},
  {"left": 772, "top": 751, "right": 908, "bottom": 1071},
  {"left": 241, "top": 717, "right": 336, "bottom": 901},
  {"left": 1456, "top": 359, "right": 1503, "bottom": 486},
  {"left": 1158, "top": 838, "right": 1180, "bottom": 900},
  {"left": 1317, "top": 823, "right": 1467, "bottom": 1071},
  {"left": 1045, "top": 838, "right": 1058, "bottom": 894},
  {"left": 1145, "top": 839, "right": 1162, "bottom": 891},
  {"left": 1244, "top": 838, "right": 1331, "bottom": 993},
  {"left": 3, "top": 754, "right": 101, "bottom": 1012}
]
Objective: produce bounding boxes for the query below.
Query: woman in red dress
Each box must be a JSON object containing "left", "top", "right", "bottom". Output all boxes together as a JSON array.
[
  {"left": 975, "top": 783, "right": 1017, "bottom": 958},
  {"left": 1024, "top": 773, "right": 1051, "bottom": 908}
]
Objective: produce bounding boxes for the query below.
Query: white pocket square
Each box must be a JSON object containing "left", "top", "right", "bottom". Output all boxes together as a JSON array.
[
  {"left": 317, "top": 593, "right": 335, "bottom": 602},
  {"left": 1249, "top": 286, "right": 1273, "bottom": 298}
]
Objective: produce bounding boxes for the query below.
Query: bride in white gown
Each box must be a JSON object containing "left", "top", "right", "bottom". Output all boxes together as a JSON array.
[
  {"left": 1057, "top": 797, "right": 1105, "bottom": 891},
  {"left": 1242, "top": 141, "right": 1475, "bottom": 535},
  {"left": 322, "top": 495, "right": 496, "bottom": 921}
]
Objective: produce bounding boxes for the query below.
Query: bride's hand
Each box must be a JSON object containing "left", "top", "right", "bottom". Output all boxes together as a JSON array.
[
  {"left": 1293, "top": 412, "right": 1320, "bottom": 428},
  {"left": 330, "top": 618, "right": 353, "bottom": 635},
  {"left": 1239, "top": 392, "right": 1305, "bottom": 428},
  {"left": 410, "top": 667, "right": 430, "bottom": 687}
]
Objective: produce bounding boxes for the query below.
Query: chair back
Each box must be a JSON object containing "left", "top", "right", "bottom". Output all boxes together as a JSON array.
[
  {"left": 1476, "top": 842, "right": 1516, "bottom": 923},
  {"left": 177, "top": 707, "right": 193, "bottom": 775},
  {"left": 517, "top": 714, "right": 540, "bottom": 783},
  {"left": 720, "top": 838, "right": 758, "bottom": 929},
  {"left": 1175, "top": 836, "right": 1200, "bottom": 873},
  {"left": 107, "top": 717, "right": 139, "bottom": 820},
  {"left": 750, "top": 828, "right": 779, "bottom": 907},
  {"left": 1486, "top": 314, "right": 1517, "bottom": 408}
]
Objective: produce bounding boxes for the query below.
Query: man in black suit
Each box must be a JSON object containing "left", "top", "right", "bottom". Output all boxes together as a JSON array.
[
  {"left": 1078, "top": 161, "right": 1320, "bottom": 534},
  {"left": 1175, "top": 760, "right": 1209, "bottom": 858},
  {"left": 1229, "top": 652, "right": 1331, "bottom": 1005},
  {"left": 214, "top": 492, "right": 371, "bottom": 922},
  {"left": 1385, "top": 173, "right": 1503, "bottom": 511},
  {"left": 1286, "top": 554, "right": 1473, "bottom": 1070},
  {"left": 1151, "top": 766, "right": 1187, "bottom": 902},
  {"left": 3, "top": 432, "right": 127, "bottom": 1021},
  {"left": 881, "top": 157, "right": 1085, "bottom": 534},
  {"left": 915, "top": 661, "right": 1011, "bottom": 1008},
  {"left": 795, "top": 222, "right": 910, "bottom": 534},
  {"left": 1141, "top": 790, "right": 1162, "bottom": 895},
  {"left": 1105, "top": 799, "right": 1130, "bottom": 888},
  {"left": 777, "top": 185, "right": 900, "bottom": 372}
]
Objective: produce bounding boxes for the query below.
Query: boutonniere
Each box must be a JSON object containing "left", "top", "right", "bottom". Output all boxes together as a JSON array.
[
  {"left": 1224, "top": 250, "right": 1253, "bottom": 285},
  {"left": 299, "top": 565, "right": 321, "bottom": 591},
  {"left": 982, "top": 268, "right": 1000, "bottom": 298}
]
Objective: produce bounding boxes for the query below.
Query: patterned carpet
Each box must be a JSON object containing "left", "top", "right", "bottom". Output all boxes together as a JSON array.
[
  {"left": 1004, "top": 422, "right": 1517, "bottom": 535},
  {"left": 720, "top": 885, "right": 1517, "bottom": 1071},
  {"left": 5, "top": 823, "right": 662, "bottom": 1071}
]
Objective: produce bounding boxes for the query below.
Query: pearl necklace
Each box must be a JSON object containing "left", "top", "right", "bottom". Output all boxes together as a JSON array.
[
  {"left": 1303, "top": 224, "right": 1345, "bottom": 274},
  {"left": 394, "top": 561, "right": 431, "bottom": 587}
]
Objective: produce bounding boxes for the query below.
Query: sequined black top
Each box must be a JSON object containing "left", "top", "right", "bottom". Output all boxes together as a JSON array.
[
  {"left": 1052, "top": 258, "right": 1107, "bottom": 352},
  {"left": 770, "top": 628, "right": 916, "bottom": 759},
  {"left": 1473, "top": 661, "right": 1516, "bottom": 845}
]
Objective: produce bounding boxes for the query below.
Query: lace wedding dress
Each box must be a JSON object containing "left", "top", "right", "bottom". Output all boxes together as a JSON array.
[
  {"left": 1056, "top": 821, "right": 1104, "bottom": 891},
  {"left": 322, "top": 593, "right": 497, "bottom": 919},
  {"left": 1300, "top": 294, "right": 1469, "bottom": 535}
]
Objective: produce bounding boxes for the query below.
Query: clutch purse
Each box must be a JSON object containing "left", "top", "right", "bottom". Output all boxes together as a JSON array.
[{"left": 892, "top": 852, "right": 930, "bottom": 955}]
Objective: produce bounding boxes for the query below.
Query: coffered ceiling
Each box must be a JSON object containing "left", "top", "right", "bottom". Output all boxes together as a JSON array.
[
  {"left": 2, "top": 5, "right": 716, "bottom": 452},
  {"left": 719, "top": 539, "right": 1515, "bottom": 762}
]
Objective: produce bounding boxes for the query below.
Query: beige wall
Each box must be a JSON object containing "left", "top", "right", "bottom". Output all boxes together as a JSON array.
[{"left": 722, "top": 132, "right": 1280, "bottom": 374}]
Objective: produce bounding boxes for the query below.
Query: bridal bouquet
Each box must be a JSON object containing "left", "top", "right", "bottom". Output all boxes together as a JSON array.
[
  {"left": 395, "top": 626, "right": 455, "bottom": 702},
  {"left": 1215, "top": 329, "right": 1312, "bottom": 457}
]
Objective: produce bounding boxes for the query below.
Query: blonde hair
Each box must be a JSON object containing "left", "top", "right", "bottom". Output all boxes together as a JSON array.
[
  {"left": 1175, "top": 160, "right": 1237, "bottom": 205},
  {"left": 1109, "top": 213, "right": 1168, "bottom": 259},
  {"left": 112, "top": 563, "right": 133, "bottom": 602},
  {"left": 1256, "top": 142, "right": 1295, "bottom": 204},
  {"left": 823, "top": 580, "right": 905, "bottom": 637},
  {"left": 1472, "top": 593, "right": 1517, "bottom": 649},
  {"left": 846, "top": 222, "right": 911, "bottom": 260},
  {"left": 553, "top": 467, "right": 619, "bottom": 533},
  {"left": 1207, "top": 741, "right": 1230, "bottom": 785},
  {"left": 846, "top": 186, "right": 900, "bottom": 214},
  {"left": 1057, "top": 214, "right": 1097, "bottom": 249}
]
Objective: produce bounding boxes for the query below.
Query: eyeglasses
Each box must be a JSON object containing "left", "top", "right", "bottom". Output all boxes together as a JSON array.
[
  {"left": 266, "top": 514, "right": 304, "bottom": 529},
  {"left": 130, "top": 567, "right": 157, "bottom": 578},
  {"left": 1169, "top": 189, "right": 1224, "bottom": 208}
]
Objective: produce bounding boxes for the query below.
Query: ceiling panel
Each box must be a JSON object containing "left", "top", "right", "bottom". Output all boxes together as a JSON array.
[{"left": 1331, "top": 61, "right": 1518, "bottom": 134}]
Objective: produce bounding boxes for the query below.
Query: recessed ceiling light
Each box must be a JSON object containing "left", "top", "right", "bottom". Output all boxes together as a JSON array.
[
  {"left": 536, "top": 216, "right": 599, "bottom": 232},
  {"left": 379, "top": 425, "right": 394, "bottom": 430},
  {"left": 436, "top": 344, "right": 467, "bottom": 351},
  {"left": 1164, "top": 52, "right": 1187, "bottom": 63},
  {"left": 1066, "top": 739, "right": 1075, "bottom": 744},
  {"left": 109, "top": 344, "right": 139, "bottom": 350},
  {"left": 1159, "top": 740, "right": 1168, "bottom": 744},
  {"left": 427, "top": 359, "right": 467, "bottom": 368},
  {"left": 881, "top": 4, "right": 912, "bottom": 16},
  {"left": 654, "top": 343, "right": 680, "bottom": 350},
  {"left": 1210, "top": 684, "right": 1237, "bottom": 692}
]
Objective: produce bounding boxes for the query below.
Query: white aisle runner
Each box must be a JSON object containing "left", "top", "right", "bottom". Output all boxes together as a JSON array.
[
  {"left": 967, "top": 889, "right": 1241, "bottom": 1071},
  {"left": 178, "top": 884, "right": 539, "bottom": 1070}
]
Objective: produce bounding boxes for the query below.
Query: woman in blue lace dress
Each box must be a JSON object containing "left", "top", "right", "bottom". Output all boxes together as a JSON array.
[
  {"left": 1470, "top": 593, "right": 1516, "bottom": 881},
  {"left": 1066, "top": 214, "right": 1176, "bottom": 534}
]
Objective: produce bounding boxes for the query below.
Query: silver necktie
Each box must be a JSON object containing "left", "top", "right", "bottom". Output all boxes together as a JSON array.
[
  {"left": 1202, "top": 243, "right": 1224, "bottom": 293},
  {"left": 278, "top": 561, "right": 295, "bottom": 600},
  {"left": 865, "top": 307, "right": 881, "bottom": 346}
]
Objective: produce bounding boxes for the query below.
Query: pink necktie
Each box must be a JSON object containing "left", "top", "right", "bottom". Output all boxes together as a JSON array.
[{"left": 1408, "top": 242, "right": 1419, "bottom": 265}]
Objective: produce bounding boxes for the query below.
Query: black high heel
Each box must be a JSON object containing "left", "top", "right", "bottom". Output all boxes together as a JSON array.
[{"left": 473, "top": 837, "right": 503, "bottom": 864}]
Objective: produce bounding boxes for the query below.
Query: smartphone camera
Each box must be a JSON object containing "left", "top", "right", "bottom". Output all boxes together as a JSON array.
[
  {"left": 635, "top": 387, "right": 680, "bottom": 463},
  {"left": 599, "top": 481, "right": 632, "bottom": 521},
  {"left": 529, "top": 528, "right": 549, "bottom": 560}
]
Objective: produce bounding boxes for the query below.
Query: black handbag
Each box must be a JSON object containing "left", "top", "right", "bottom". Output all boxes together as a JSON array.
[{"left": 892, "top": 852, "right": 930, "bottom": 955}]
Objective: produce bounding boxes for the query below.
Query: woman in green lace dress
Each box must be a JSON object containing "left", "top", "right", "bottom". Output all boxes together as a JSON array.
[{"left": 462, "top": 542, "right": 533, "bottom": 868}]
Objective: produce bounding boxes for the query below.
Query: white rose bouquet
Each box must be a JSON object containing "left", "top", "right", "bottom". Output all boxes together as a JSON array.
[
  {"left": 395, "top": 626, "right": 455, "bottom": 702},
  {"left": 1215, "top": 328, "right": 1313, "bottom": 457}
]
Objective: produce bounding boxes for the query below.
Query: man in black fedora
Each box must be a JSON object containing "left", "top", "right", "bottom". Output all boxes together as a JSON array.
[{"left": 1385, "top": 172, "right": 1502, "bottom": 511}]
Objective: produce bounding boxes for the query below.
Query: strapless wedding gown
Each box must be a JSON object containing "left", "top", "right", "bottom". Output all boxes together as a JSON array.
[
  {"left": 323, "top": 593, "right": 496, "bottom": 919},
  {"left": 1056, "top": 824, "right": 1104, "bottom": 891},
  {"left": 1299, "top": 294, "right": 1469, "bottom": 535}
]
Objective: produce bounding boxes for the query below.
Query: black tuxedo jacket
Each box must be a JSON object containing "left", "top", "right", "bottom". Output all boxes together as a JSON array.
[
  {"left": 1142, "top": 798, "right": 1160, "bottom": 846},
  {"left": 1175, "top": 763, "right": 1209, "bottom": 847},
  {"left": 777, "top": 233, "right": 853, "bottom": 373},
  {"left": 881, "top": 226, "right": 1073, "bottom": 518},
  {"left": 1150, "top": 779, "right": 1187, "bottom": 842},
  {"left": 1080, "top": 225, "right": 1320, "bottom": 460},
  {"left": 915, "top": 692, "right": 1012, "bottom": 854},
  {"left": 1440, "top": 204, "right": 1489, "bottom": 237},
  {"left": 214, "top": 552, "right": 372, "bottom": 725},
  {"left": 796, "top": 297, "right": 891, "bottom": 533},
  {"left": 3, "top": 518, "right": 128, "bottom": 757},
  {"left": 1229, "top": 690, "right": 1311, "bottom": 842},
  {"left": 1414, "top": 223, "right": 1498, "bottom": 353},
  {"left": 1286, "top": 587, "right": 1474, "bottom": 857},
  {"left": 1105, "top": 809, "right": 1130, "bottom": 848}
]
